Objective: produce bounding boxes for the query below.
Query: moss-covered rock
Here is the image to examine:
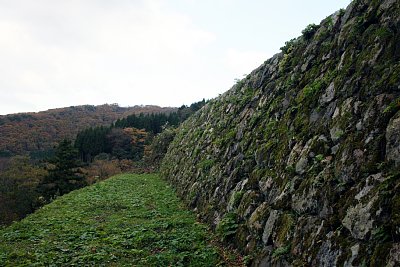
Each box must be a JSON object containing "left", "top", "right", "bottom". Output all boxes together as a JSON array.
[{"left": 161, "top": 0, "right": 400, "bottom": 265}]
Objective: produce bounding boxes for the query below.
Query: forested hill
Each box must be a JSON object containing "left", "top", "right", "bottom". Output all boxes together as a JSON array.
[{"left": 0, "top": 104, "right": 175, "bottom": 158}]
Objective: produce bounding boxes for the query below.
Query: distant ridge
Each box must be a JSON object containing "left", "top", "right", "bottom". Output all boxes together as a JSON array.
[{"left": 0, "top": 104, "right": 176, "bottom": 158}]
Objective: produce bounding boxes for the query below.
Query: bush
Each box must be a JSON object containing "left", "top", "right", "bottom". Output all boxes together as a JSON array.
[
  {"left": 302, "top": 23, "right": 319, "bottom": 40},
  {"left": 272, "top": 244, "right": 291, "bottom": 259},
  {"left": 216, "top": 212, "right": 238, "bottom": 240},
  {"left": 280, "top": 38, "right": 298, "bottom": 54}
]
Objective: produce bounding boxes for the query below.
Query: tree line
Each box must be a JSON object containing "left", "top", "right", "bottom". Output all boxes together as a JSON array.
[
  {"left": 0, "top": 104, "right": 174, "bottom": 158},
  {"left": 75, "top": 99, "right": 206, "bottom": 163}
]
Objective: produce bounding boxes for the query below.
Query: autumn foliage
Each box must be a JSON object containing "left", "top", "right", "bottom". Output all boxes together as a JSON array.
[{"left": 0, "top": 104, "right": 175, "bottom": 158}]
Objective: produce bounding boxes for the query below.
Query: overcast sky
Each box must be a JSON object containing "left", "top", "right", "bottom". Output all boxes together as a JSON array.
[{"left": 0, "top": 0, "right": 351, "bottom": 115}]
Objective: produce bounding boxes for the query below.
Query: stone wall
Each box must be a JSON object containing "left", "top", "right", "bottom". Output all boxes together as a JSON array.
[{"left": 161, "top": 0, "right": 400, "bottom": 265}]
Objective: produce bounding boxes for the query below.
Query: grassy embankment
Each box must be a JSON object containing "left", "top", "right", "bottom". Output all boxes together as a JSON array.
[{"left": 0, "top": 174, "right": 241, "bottom": 266}]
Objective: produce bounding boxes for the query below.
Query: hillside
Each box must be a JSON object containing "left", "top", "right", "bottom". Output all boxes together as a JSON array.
[
  {"left": 161, "top": 0, "right": 400, "bottom": 266},
  {"left": 0, "top": 174, "right": 242, "bottom": 266},
  {"left": 0, "top": 104, "right": 175, "bottom": 158}
]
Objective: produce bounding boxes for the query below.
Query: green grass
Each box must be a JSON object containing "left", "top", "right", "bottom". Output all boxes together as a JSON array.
[{"left": 0, "top": 174, "right": 229, "bottom": 266}]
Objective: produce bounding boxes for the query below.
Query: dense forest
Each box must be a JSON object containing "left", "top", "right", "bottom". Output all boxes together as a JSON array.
[
  {"left": 75, "top": 99, "right": 206, "bottom": 163},
  {"left": 0, "top": 104, "right": 175, "bottom": 159}
]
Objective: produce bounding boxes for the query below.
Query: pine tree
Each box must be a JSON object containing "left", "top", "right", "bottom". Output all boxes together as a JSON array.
[{"left": 37, "top": 140, "right": 87, "bottom": 201}]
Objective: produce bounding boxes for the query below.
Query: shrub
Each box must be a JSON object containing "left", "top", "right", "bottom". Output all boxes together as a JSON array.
[
  {"left": 297, "top": 79, "right": 324, "bottom": 103},
  {"left": 216, "top": 212, "right": 238, "bottom": 240},
  {"left": 272, "top": 244, "right": 291, "bottom": 259},
  {"left": 315, "top": 154, "right": 324, "bottom": 162},
  {"left": 280, "top": 38, "right": 298, "bottom": 54},
  {"left": 302, "top": 23, "right": 319, "bottom": 40}
]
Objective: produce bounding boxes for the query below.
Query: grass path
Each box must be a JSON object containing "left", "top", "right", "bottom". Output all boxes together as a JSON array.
[{"left": 0, "top": 174, "right": 240, "bottom": 266}]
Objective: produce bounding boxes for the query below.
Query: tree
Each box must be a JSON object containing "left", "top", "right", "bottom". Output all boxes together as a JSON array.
[
  {"left": 74, "top": 99, "right": 207, "bottom": 162},
  {"left": 0, "top": 156, "right": 47, "bottom": 225},
  {"left": 82, "top": 158, "right": 121, "bottom": 184},
  {"left": 302, "top": 23, "right": 319, "bottom": 40},
  {"left": 37, "top": 140, "right": 86, "bottom": 201},
  {"left": 124, "top": 127, "right": 149, "bottom": 161},
  {"left": 107, "top": 128, "right": 133, "bottom": 159}
]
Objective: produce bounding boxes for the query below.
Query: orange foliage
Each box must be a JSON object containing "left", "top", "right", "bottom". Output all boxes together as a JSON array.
[
  {"left": 0, "top": 104, "right": 176, "bottom": 157},
  {"left": 123, "top": 127, "right": 148, "bottom": 146},
  {"left": 83, "top": 159, "right": 122, "bottom": 184}
]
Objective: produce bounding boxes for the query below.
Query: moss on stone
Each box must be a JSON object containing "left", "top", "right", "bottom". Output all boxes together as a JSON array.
[
  {"left": 275, "top": 213, "right": 295, "bottom": 247},
  {"left": 197, "top": 159, "right": 215, "bottom": 172},
  {"left": 370, "top": 243, "right": 392, "bottom": 266},
  {"left": 160, "top": 1, "right": 400, "bottom": 265}
]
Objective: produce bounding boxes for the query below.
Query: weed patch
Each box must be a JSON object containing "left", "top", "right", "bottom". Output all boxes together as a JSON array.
[{"left": 0, "top": 174, "right": 234, "bottom": 266}]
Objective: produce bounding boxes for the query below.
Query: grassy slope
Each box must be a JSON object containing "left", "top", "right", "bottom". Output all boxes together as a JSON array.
[{"left": 0, "top": 174, "right": 232, "bottom": 266}]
